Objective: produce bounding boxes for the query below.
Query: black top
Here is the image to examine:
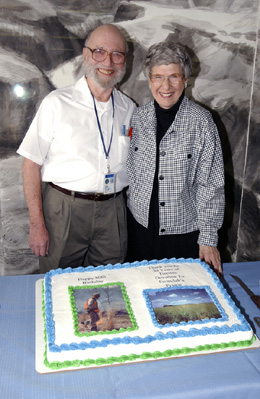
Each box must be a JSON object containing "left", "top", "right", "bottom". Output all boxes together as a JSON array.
[
  {"left": 154, "top": 91, "right": 184, "bottom": 142},
  {"left": 149, "top": 91, "right": 185, "bottom": 231}
]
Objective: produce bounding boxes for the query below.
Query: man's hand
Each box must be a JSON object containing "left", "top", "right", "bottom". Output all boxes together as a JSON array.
[
  {"left": 29, "top": 223, "right": 49, "bottom": 257},
  {"left": 199, "top": 245, "right": 222, "bottom": 276},
  {"left": 22, "top": 158, "right": 49, "bottom": 257}
]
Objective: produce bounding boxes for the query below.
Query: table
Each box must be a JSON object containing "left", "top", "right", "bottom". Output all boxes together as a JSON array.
[{"left": 1, "top": 261, "right": 260, "bottom": 399}]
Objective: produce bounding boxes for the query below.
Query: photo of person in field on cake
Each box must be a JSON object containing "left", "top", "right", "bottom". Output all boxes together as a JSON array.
[
  {"left": 76, "top": 284, "right": 135, "bottom": 334},
  {"left": 84, "top": 293, "right": 101, "bottom": 332},
  {"left": 126, "top": 41, "right": 225, "bottom": 277}
]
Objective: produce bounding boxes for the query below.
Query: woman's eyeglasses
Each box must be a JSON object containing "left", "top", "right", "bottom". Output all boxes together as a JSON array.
[{"left": 150, "top": 73, "right": 184, "bottom": 85}]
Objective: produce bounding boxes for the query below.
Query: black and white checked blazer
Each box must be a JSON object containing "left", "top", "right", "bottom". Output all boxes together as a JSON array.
[{"left": 126, "top": 96, "right": 225, "bottom": 247}]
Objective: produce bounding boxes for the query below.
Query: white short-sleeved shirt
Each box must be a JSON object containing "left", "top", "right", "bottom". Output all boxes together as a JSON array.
[{"left": 17, "top": 76, "right": 136, "bottom": 193}]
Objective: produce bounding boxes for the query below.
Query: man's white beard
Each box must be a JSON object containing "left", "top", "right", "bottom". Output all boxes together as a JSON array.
[{"left": 85, "top": 62, "right": 126, "bottom": 89}]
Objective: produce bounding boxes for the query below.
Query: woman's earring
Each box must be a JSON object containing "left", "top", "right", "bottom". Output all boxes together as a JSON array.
[{"left": 185, "top": 82, "right": 188, "bottom": 88}]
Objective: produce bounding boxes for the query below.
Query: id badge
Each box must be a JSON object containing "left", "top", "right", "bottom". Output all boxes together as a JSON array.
[{"left": 104, "top": 173, "right": 116, "bottom": 194}]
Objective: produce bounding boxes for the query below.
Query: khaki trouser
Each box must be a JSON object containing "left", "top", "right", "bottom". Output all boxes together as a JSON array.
[{"left": 39, "top": 184, "right": 127, "bottom": 273}]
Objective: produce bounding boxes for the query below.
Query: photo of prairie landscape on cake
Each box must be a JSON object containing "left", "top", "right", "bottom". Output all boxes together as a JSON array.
[
  {"left": 71, "top": 283, "right": 137, "bottom": 335},
  {"left": 147, "top": 288, "right": 222, "bottom": 326}
]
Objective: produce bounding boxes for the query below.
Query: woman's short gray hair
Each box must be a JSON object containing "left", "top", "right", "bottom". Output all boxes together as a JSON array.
[{"left": 143, "top": 42, "right": 192, "bottom": 79}]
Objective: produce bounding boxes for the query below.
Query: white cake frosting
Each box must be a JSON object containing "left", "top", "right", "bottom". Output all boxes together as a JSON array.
[{"left": 42, "top": 258, "right": 255, "bottom": 370}]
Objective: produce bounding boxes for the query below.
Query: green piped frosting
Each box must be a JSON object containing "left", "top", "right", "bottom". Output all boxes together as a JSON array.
[
  {"left": 69, "top": 282, "right": 138, "bottom": 337},
  {"left": 41, "top": 281, "right": 256, "bottom": 371},
  {"left": 43, "top": 336, "right": 256, "bottom": 370}
]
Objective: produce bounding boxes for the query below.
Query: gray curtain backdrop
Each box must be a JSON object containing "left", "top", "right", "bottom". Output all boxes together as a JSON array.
[{"left": 0, "top": 0, "right": 259, "bottom": 275}]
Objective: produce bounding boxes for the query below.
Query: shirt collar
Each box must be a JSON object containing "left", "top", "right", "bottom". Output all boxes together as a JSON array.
[
  {"left": 71, "top": 75, "right": 127, "bottom": 111},
  {"left": 71, "top": 76, "right": 97, "bottom": 107}
]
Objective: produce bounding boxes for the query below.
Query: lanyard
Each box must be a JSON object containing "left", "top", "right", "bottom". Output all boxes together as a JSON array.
[{"left": 92, "top": 92, "right": 115, "bottom": 173}]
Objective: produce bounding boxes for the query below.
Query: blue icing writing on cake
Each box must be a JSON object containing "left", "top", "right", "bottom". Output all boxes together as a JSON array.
[{"left": 41, "top": 258, "right": 255, "bottom": 370}]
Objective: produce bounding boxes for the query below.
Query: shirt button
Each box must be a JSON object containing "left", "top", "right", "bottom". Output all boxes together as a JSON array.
[
  {"left": 161, "top": 228, "right": 166, "bottom": 233},
  {"left": 160, "top": 202, "right": 165, "bottom": 206},
  {"left": 160, "top": 151, "right": 166, "bottom": 156},
  {"left": 159, "top": 175, "right": 164, "bottom": 180},
  {"left": 134, "top": 147, "right": 138, "bottom": 151},
  {"left": 187, "top": 154, "right": 192, "bottom": 159}
]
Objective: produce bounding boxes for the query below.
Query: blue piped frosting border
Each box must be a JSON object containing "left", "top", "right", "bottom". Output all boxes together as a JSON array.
[
  {"left": 143, "top": 285, "right": 228, "bottom": 328},
  {"left": 44, "top": 258, "right": 252, "bottom": 353}
]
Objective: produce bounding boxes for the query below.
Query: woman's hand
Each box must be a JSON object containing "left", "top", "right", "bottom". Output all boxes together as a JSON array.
[{"left": 199, "top": 245, "right": 222, "bottom": 277}]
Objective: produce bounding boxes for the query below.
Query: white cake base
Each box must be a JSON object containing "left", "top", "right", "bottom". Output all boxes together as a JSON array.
[{"left": 35, "top": 279, "right": 260, "bottom": 374}]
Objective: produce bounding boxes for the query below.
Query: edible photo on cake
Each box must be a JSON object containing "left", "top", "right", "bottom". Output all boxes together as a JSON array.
[
  {"left": 70, "top": 283, "right": 138, "bottom": 336},
  {"left": 145, "top": 287, "right": 223, "bottom": 327},
  {"left": 36, "top": 259, "right": 259, "bottom": 373}
]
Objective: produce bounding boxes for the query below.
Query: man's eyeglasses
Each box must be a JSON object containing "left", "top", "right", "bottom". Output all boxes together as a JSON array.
[
  {"left": 150, "top": 73, "right": 184, "bottom": 85},
  {"left": 86, "top": 47, "right": 126, "bottom": 64}
]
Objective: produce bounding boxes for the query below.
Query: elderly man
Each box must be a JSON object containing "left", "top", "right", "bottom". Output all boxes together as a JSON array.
[{"left": 17, "top": 24, "right": 136, "bottom": 272}]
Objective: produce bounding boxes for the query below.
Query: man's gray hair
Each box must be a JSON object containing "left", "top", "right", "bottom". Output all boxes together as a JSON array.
[{"left": 143, "top": 42, "right": 192, "bottom": 79}]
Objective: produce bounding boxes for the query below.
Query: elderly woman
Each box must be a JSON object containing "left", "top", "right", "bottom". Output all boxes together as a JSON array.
[{"left": 126, "top": 41, "right": 225, "bottom": 275}]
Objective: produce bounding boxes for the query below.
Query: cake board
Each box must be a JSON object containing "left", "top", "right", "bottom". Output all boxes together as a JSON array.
[{"left": 35, "top": 279, "right": 260, "bottom": 374}]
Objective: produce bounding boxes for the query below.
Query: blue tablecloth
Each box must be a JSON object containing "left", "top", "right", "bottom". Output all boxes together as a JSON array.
[{"left": 1, "top": 261, "right": 260, "bottom": 399}]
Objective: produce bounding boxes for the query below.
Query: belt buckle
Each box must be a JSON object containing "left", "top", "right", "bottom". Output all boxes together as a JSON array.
[{"left": 94, "top": 193, "right": 104, "bottom": 201}]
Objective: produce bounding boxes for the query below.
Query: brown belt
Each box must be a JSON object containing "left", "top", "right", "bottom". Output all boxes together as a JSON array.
[{"left": 49, "top": 183, "right": 121, "bottom": 201}]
